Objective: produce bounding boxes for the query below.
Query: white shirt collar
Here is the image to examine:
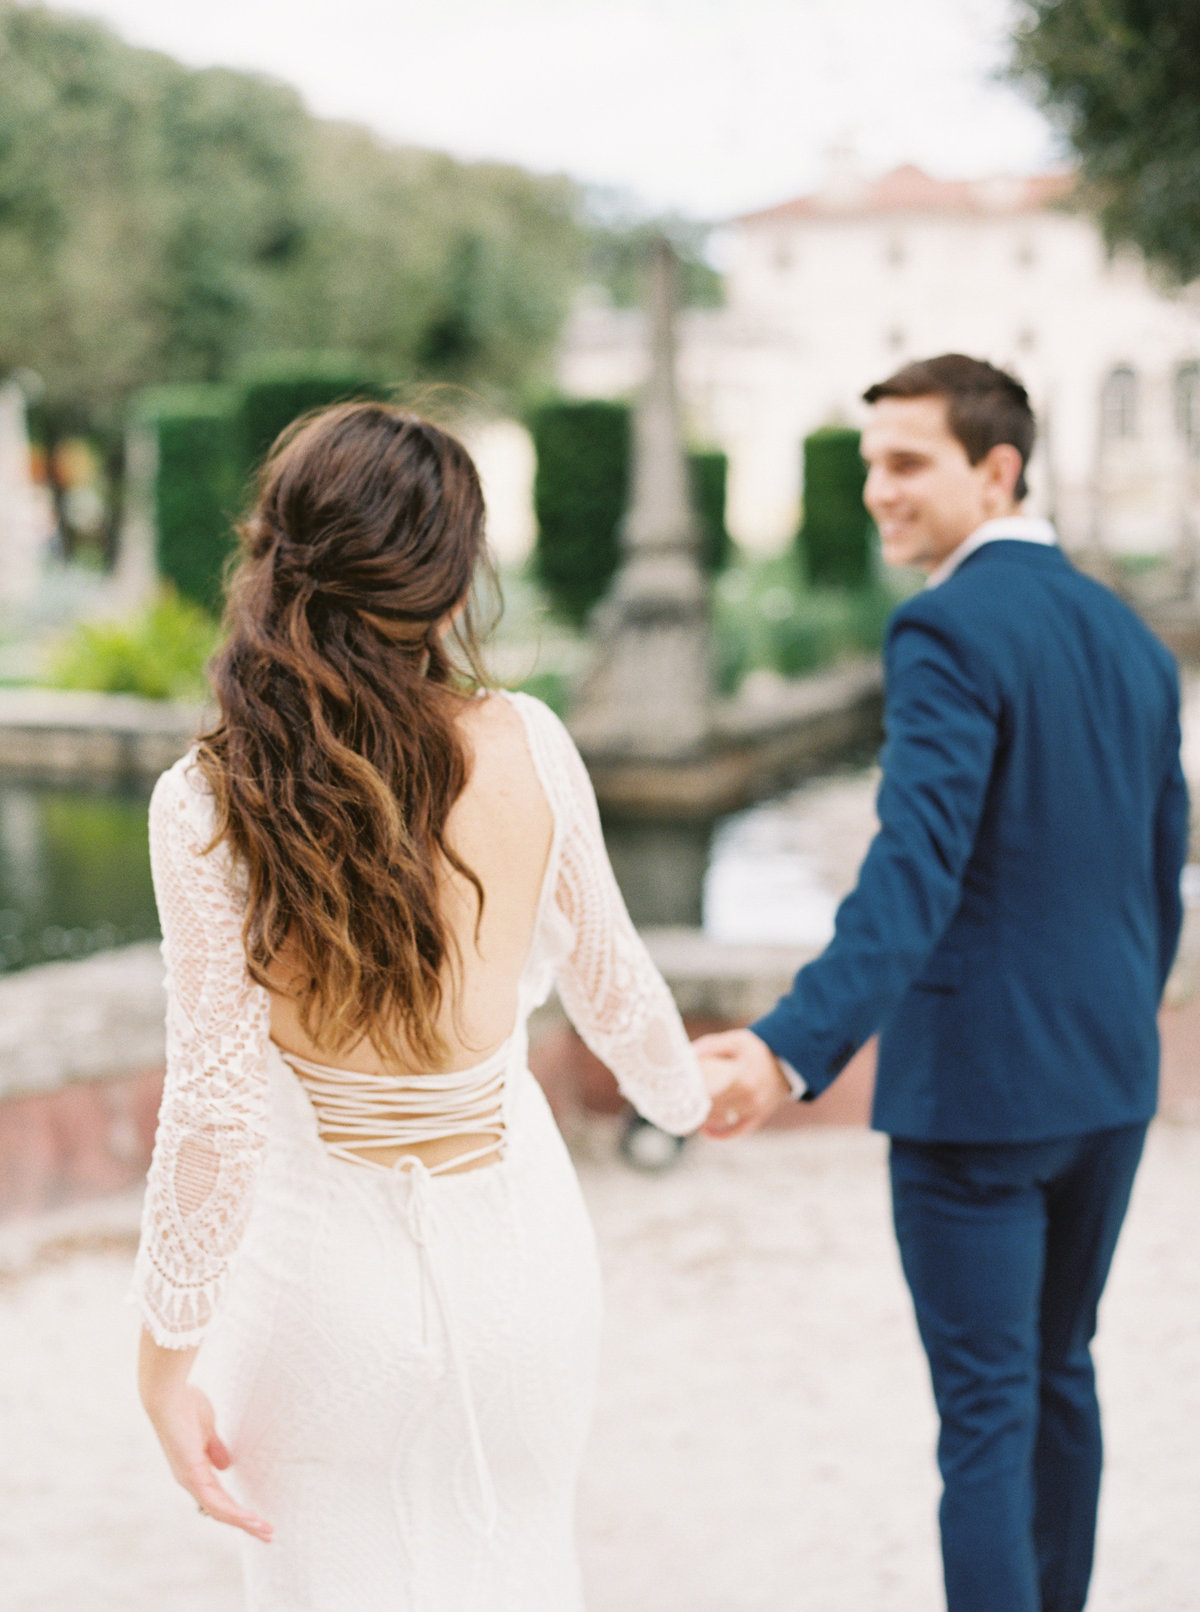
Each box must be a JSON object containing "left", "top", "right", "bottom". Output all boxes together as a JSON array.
[{"left": 925, "top": 515, "right": 1058, "bottom": 589}]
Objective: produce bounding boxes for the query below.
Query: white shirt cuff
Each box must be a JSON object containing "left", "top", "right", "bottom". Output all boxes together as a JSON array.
[{"left": 777, "top": 1058, "right": 809, "bottom": 1098}]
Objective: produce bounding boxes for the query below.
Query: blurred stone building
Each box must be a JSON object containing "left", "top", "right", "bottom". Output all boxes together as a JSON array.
[{"left": 559, "top": 164, "right": 1200, "bottom": 572}]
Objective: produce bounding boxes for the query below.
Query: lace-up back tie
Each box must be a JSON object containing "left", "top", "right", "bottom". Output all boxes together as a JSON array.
[
  {"left": 389, "top": 1155, "right": 499, "bottom": 1538},
  {"left": 276, "top": 1045, "right": 509, "bottom": 1175}
]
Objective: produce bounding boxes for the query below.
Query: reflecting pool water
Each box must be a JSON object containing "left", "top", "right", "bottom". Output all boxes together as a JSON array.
[{"left": 0, "top": 783, "right": 158, "bottom": 973}]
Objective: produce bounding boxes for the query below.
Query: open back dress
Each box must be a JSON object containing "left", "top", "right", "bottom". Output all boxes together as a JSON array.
[{"left": 133, "top": 690, "right": 710, "bottom": 1612}]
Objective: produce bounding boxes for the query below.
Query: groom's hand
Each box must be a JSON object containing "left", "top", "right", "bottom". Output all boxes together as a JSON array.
[{"left": 692, "top": 1029, "right": 792, "bottom": 1139}]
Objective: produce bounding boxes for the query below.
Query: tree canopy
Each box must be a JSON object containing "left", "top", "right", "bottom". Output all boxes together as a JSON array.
[
  {"left": 0, "top": 2, "right": 588, "bottom": 444},
  {"left": 1014, "top": 0, "right": 1200, "bottom": 282}
]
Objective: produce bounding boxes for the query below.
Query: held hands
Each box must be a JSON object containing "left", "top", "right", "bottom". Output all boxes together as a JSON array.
[
  {"left": 138, "top": 1329, "right": 273, "bottom": 1543},
  {"left": 693, "top": 1029, "right": 793, "bottom": 1139}
]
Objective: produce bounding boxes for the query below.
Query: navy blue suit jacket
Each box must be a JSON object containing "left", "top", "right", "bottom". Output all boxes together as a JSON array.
[{"left": 752, "top": 540, "right": 1190, "bottom": 1143}]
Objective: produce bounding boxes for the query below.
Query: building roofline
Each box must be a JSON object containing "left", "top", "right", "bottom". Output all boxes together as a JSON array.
[{"left": 732, "top": 164, "right": 1076, "bottom": 226}]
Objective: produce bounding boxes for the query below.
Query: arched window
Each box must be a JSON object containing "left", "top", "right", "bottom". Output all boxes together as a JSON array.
[
  {"left": 1175, "top": 362, "right": 1200, "bottom": 457},
  {"left": 1102, "top": 366, "right": 1138, "bottom": 440}
]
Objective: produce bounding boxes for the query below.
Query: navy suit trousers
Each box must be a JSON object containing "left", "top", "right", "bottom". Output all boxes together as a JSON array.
[{"left": 889, "top": 1123, "right": 1147, "bottom": 1612}]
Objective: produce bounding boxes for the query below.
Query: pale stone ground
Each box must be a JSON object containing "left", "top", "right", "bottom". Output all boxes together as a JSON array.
[{"left": 1, "top": 1119, "right": 1197, "bottom": 1612}]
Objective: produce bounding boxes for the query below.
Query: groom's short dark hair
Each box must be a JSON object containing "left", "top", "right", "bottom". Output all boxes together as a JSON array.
[{"left": 863, "top": 354, "right": 1036, "bottom": 500}]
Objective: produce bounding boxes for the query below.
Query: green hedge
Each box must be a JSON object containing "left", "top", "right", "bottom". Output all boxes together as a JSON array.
[
  {"left": 690, "top": 448, "right": 733, "bottom": 573},
  {"left": 798, "top": 426, "right": 874, "bottom": 589},
  {"left": 530, "top": 397, "right": 730, "bottom": 624},
  {"left": 135, "top": 385, "right": 241, "bottom": 613},
  {"left": 530, "top": 399, "right": 630, "bottom": 625}
]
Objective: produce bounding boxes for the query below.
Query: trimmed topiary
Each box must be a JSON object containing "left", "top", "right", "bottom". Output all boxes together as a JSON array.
[
  {"left": 134, "top": 385, "right": 241, "bottom": 613},
  {"left": 530, "top": 397, "right": 730, "bottom": 623},
  {"left": 530, "top": 399, "right": 631, "bottom": 625},
  {"left": 798, "top": 426, "right": 874, "bottom": 589},
  {"left": 689, "top": 448, "right": 732, "bottom": 574}
]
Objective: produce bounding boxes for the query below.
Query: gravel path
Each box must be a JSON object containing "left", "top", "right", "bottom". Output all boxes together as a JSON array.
[{"left": 2, "top": 1120, "right": 1196, "bottom": 1612}]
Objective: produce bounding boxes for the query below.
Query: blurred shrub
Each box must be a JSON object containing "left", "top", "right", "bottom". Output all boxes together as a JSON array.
[
  {"left": 714, "top": 553, "right": 900, "bottom": 695},
  {"left": 690, "top": 448, "right": 733, "bottom": 573},
  {"left": 530, "top": 399, "right": 630, "bottom": 625},
  {"left": 136, "top": 385, "right": 241, "bottom": 613},
  {"left": 48, "top": 589, "right": 219, "bottom": 701},
  {"left": 798, "top": 427, "right": 874, "bottom": 589},
  {"left": 530, "top": 397, "right": 730, "bottom": 624}
]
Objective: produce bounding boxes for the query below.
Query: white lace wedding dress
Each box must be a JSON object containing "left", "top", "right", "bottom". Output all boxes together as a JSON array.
[{"left": 133, "top": 690, "right": 710, "bottom": 1612}]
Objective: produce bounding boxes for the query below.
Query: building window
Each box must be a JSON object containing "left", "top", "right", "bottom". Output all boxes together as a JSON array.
[
  {"left": 1102, "top": 366, "right": 1138, "bottom": 440},
  {"left": 1175, "top": 362, "right": 1200, "bottom": 457}
]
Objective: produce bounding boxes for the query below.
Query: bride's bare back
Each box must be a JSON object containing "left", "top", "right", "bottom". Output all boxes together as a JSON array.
[{"left": 266, "top": 692, "right": 554, "bottom": 1172}]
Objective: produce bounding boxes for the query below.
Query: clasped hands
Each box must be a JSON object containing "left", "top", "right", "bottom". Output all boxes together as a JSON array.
[{"left": 692, "top": 1028, "right": 792, "bottom": 1140}]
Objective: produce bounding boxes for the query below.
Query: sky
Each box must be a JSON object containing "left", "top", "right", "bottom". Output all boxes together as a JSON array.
[{"left": 59, "top": 0, "right": 1061, "bottom": 220}]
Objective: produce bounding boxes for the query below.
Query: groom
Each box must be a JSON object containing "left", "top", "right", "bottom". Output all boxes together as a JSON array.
[{"left": 697, "top": 354, "right": 1189, "bottom": 1612}]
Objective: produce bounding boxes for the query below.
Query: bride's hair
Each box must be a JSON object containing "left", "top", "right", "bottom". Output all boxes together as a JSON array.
[{"left": 196, "top": 400, "right": 496, "bottom": 1067}]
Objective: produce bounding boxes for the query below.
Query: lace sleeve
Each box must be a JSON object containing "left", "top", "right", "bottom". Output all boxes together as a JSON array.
[
  {"left": 515, "top": 696, "right": 711, "bottom": 1136},
  {"left": 133, "top": 761, "right": 272, "bottom": 1348}
]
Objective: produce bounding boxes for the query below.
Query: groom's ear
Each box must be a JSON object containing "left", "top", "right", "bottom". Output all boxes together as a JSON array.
[{"left": 980, "top": 442, "right": 1024, "bottom": 506}]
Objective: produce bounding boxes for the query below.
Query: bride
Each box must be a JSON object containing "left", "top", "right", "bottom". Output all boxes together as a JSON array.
[{"left": 133, "top": 401, "right": 715, "bottom": 1610}]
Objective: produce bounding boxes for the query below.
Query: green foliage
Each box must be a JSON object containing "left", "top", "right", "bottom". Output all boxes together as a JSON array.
[
  {"left": 798, "top": 427, "right": 874, "bottom": 589},
  {"left": 0, "top": 2, "right": 587, "bottom": 454},
  {"left": 530, "top": 398, "right": 731, "bottom": 623},
  {"left": 530, "top": 399, "right": 631, "bottom": 624},
  {"left": 714, "top": 554, "right": 899, "bottom": 695},
  {"left": 48, "top": 589, "right": 220, "bottom": 700},
  {"left": 135, "top": 385, "right": 241, "bottom": 611},
  {"left": 1013, "top": 0, "right": 1200, "bottom": 282},
  {"left": 690, "top": 449, "right": 733, "bottom": 573}
]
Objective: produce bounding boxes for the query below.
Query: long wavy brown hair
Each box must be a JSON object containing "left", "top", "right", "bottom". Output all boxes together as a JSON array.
[{"left": 196, "top": 401, "right": 497, "bottom": 1067}]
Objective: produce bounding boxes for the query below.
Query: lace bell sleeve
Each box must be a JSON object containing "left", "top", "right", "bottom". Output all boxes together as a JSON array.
[
  {"left": 526, "top": 700, "right": 711, "bottom": 1136},
  {"left": 133, "top": 762, "right": 272, "bottom": 1349}
]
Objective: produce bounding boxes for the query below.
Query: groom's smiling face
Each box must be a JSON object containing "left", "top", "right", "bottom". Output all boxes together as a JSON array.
[{"left": 861, "top": 395, "right": 1018, "bottom": 573}]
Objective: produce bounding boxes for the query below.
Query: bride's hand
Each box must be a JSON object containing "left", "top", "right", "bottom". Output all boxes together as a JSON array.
[
  {"left": 697, "top": 1053, "right": 733, "bottom": 1099},
  {"left": 693, "top": 1030, "right": 792, "bottom": 1138},
  {"left": 138, "top": 1330, "right": 273, "bottom": 1543}
]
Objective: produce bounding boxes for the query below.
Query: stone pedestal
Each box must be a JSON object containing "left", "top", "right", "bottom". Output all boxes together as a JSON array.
[{"left": 571, "top": 238, "right": 713, "bottom": 763}]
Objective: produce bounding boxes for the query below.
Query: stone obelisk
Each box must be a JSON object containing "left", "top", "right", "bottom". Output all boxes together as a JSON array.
[{"left": 570, "top": 237, "right": 713, "bottom": 759}]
